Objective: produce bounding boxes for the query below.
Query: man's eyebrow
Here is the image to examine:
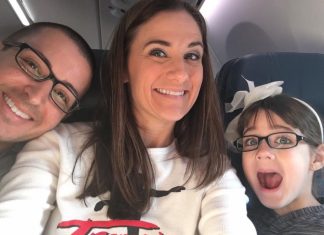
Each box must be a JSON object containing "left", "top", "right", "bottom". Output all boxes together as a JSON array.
[
  {"left": 32, "top": 46, "right": 52, "bottom": 67},
  {"left": 143, "top": 40, "right": 203, "bottom": 49},
  {"left": 33, "top": 48, "right": 77, "bottom": 90}
]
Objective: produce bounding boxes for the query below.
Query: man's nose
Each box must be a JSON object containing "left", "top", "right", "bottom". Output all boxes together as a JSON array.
[
  {"left": 23, "top": 81, "right": 52, "bottom": 105},
  {"left": 255, "top": 139, "right": 275, "bottom": 160},
  {"left": 166, "top": 58, "right": 189, "bottom": 82}
]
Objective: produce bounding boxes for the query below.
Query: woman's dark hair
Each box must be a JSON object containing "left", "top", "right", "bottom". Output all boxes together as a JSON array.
[
  {"left": 78, "top": 0, "right": 227, "bottom": 219},
  {"left": 4, "top": 22, "right": 95, "bottom": 83},
  {"left": 237, "top": 94, "right": 323, "bottom": 147}
]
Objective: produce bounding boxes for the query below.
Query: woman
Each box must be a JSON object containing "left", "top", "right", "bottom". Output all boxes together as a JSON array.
[
  {"left": 65, "top": 1, "right": 255, "bottom": 234},
  {"left": 0, "top": 0, "right": 256, "bottom": 234}
]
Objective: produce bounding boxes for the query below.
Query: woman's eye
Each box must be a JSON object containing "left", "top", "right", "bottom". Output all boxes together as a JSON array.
[
  {"left": 149, "top": 49, "right": 166, "bottom": 58},
  {"left": 184, "top": 53, "right": 200, "bottom": 61}
]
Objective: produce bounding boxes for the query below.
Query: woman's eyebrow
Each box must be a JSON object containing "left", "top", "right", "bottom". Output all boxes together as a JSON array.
[
  {"left": 144, "top": 40, "right": 170, "bottom": 48},
  {"left": 143, "top": 40, "right": 203, "bottom": 49},
  {"left": 188, "top": 41, "right": 203, "bottom": 48}
]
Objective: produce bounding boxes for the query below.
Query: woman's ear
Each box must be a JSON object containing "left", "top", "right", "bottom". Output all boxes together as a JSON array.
[{"left": 310, "top": 144, "right": 324, "bottom": 171}]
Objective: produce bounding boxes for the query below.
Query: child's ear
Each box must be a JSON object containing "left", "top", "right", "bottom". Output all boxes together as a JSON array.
[{"left": 310, "top": 144, "right": 324, "bottom": 171}]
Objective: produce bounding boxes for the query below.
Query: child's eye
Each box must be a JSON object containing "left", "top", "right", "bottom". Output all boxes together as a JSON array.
[
  {"left": 275, "top": 136, "right": 292, "bottom": 145},
  {"left": 184, "top": 53, "right": 200, "bottom": 61},
  {"left": 149, "top": 49, "right": 166, "bottom": 58},
  {"left": 244, "top": 137, "right": 258, "bottom": 146}
]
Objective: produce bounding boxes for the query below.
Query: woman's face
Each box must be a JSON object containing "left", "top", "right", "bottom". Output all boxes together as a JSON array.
[{"left": 126, "top": 10, "right": 203, "bottom": 129}]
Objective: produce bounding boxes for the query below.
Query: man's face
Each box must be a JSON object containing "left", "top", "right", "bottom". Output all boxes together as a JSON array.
[{"left": 0, "top": 28, "right": 91, "bottom": 148}]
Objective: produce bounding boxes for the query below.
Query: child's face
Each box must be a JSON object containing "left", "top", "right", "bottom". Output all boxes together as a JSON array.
[{"left": 242, "top": 109, "right": 317, "bottom": 215}]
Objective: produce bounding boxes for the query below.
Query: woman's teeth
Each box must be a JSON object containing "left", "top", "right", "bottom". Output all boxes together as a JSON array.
[{"left": 156, "top": 88, "right": 185, "bottom": 96}]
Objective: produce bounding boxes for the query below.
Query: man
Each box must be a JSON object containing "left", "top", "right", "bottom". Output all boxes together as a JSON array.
[{"left": 0, "top": 22, "right": 94, "bottom": 180}]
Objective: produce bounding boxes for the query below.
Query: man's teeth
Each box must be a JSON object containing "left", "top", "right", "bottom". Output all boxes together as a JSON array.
[
  {"left": 4, "top": 94, "right": 31, "bottom": 120},
  {"left": 156, "top": 88, "right": 185, "bottom": 96}
]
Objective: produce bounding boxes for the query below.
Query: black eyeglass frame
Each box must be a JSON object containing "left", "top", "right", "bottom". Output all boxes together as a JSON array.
[
  {"left": 3, "top": 41, "right": 80, "bottom": 114},
  {"left": 233, "top": 131, "right": 307, "bottom": 152}
]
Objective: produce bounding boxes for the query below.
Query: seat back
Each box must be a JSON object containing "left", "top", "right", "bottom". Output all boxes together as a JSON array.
[{"left": 217, "top": 52, "right": 324, "bottom": 205}]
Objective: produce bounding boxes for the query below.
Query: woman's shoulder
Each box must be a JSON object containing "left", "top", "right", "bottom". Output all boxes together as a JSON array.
[
  {"left": 217, "top": 167, "right": 245, "bottom": 186},
  {"left": 205, "top": 167, "right": 248, "bottom": 196}
]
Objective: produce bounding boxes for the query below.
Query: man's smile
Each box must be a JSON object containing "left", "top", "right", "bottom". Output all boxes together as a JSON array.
[{"left": 4, "top": 93, "right": 31, "bottom": 120}]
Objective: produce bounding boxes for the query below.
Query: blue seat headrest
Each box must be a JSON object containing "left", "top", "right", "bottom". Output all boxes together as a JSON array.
[{"left": 217, "top": 52, "right": 324, "bottom": 128}]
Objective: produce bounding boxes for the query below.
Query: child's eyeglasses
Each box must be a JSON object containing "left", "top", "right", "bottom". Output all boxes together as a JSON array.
[{"left": 234, "top": 132, "right": 307, "bottom": 152}]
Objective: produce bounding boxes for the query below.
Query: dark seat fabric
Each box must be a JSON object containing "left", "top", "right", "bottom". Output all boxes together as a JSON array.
[
  {"left": 216, "top": 52, "right": 324, "bottom": 207},
  {"left": 63, "top": 49, "right": 107, "bottom": 123}
]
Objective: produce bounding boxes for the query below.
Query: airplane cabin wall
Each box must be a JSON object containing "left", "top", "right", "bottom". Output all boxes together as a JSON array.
[
  {"left": 0, "top": 1, "right": 23, "bottom": 41},
  {"left": 201, "top": 0, "right": 324, "bottom": 73},
  {"left": 2, "top": 0, "right": 324, "bottom": 76}
]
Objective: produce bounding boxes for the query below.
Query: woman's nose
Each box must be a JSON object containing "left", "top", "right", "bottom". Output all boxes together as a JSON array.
[{"left": 166, "top": 58, "right": 189, "bottom": 82}]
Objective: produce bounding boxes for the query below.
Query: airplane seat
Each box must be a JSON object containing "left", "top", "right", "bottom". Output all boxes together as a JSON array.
[
  {"left": 63, "top": 49, "right": 107, "bottom": 123},
  {"left": 216, "top": 52, "right": 324, "bottom": 207}
]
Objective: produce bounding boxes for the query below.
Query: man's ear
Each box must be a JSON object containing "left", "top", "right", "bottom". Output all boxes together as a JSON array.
[
  {"left": 310, "top": 144, "right": 324, "bottom": 171},
  {"left": 123, "top": 70, "right": 129, "bottom": 83}
]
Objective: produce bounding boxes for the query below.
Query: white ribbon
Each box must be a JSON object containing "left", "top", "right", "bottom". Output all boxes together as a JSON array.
[
  {"left": 224, "top": 76, "right": 284, "bottom": 148},
  {"left": 224, "top": 76, "right": 324, "bottom": 147}
]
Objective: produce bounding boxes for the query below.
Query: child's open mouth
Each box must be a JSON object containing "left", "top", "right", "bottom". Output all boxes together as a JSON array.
[{"left": 257, "top": 172, "right": 283, "bottom": 189}]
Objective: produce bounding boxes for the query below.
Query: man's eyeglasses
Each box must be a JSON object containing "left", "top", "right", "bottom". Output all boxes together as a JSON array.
[
  {"left": 233, "top": 132, "right": 307, "bottom": 152},
  {"left": 3, "top": 41, "right": 80, "bottom": 114}
]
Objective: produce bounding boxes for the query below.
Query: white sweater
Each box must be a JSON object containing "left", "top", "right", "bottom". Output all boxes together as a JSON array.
[{"left": 0, "top": 123, "right": 256, "bottom": 235}]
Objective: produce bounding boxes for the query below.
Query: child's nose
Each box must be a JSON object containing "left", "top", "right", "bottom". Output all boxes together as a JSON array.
[{"left": 255, "top": 139, "right": 275, "bottom": 160}]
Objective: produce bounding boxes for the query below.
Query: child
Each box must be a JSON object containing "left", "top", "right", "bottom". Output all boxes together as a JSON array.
[{"left": 230, "top": 93, "right": 324, "bottom": 234}]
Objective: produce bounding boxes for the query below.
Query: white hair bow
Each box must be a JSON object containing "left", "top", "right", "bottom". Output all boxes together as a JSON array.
[{"left": 224, "top": 76, "right": 284, "bottom": 149}]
